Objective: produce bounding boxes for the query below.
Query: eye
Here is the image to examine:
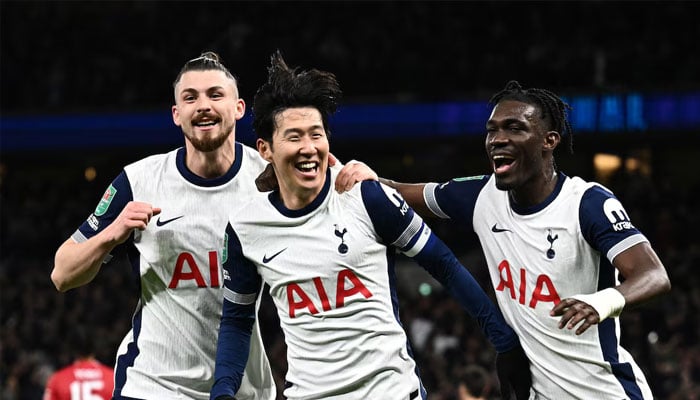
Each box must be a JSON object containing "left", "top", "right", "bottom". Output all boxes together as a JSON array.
[
  {"left": 211, "top": 92, "right": 223, "bottom": 99},
  {"left": 509, "top": 125, "right": 523, "bottom": 132},
  {"left": 183, "top": 95, "right": 195, "bottom": 102}
]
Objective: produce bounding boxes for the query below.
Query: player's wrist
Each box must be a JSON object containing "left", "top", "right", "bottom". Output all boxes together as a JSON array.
[{"left": 571, "top": 287, "right": 626, "bottom": 321}]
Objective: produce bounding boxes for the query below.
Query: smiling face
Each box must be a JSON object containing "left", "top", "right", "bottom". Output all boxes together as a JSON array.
[
  {"left": 171, "top": 70, "right": 245, "bottom": 152},
  {"left": 257, "top": 107, "right": 329, "bottom": 209},
  {"left": 485, "top": 100, "right": 560, "bottom": 194}
]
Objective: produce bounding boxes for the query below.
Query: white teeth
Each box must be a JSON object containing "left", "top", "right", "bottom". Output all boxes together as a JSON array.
[
  {"left": 298, "top": 162, "right": 317, "bottom": 169},
  {"left": 195, "top": 121, "right": 216, "bottom": 127}
]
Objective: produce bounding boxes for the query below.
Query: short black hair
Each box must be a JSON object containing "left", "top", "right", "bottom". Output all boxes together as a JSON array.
[
  {"left": 173, "top": 51, "right": 238, "bottom": 90},
  {"left": 252, "top": 50, "right": 341, "bottom": 142},
  {"left": 490, "top": 80, "right": 574, "bottom": 153}
]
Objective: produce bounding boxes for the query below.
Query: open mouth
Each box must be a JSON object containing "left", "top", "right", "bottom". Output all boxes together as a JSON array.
[
  {"left": 493, "top": 154, "right": 515, "bottom": 174},
  {"left": 193, "top": 118, "right": 220, "bottom": 128},
  {"left": 296, "top": 161, "right": 319, "bottom": 174}
]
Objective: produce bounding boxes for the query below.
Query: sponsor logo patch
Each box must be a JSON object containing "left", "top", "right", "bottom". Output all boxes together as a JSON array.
[
  {"left": 222, "top": 233, "right": 228, "bottom": 264},
  {"left": 603, "top": 198, "right": 635, "bottom": 232},
  {"left": 94, "top": 184, "right": 117, "bottom": 216},
  {"left": 453, "top": 175, "right": 487, "bottom": 182},
  {"left": 87, "top": 214, "right": 99, "bottom": 230}
]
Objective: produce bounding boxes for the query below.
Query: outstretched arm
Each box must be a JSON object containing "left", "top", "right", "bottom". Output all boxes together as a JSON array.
[
  {"left": 51, "top": 201, "right": 159, "bottom": 291},
  {"left": 401, "top": 207, "right": 531, "bottom": 400},
  {"left": 379, "top": 178, "right": 435, "bottom": 218}
]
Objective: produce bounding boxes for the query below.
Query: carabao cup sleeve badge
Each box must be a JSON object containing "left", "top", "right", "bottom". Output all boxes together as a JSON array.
[{"left": 94, "top": 184, "right": 117, "bottom": 216}]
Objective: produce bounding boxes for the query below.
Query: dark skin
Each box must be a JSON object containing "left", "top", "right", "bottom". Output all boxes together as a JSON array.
[{"left": 382, "top": 99, "right": 670, "bottom": 335}]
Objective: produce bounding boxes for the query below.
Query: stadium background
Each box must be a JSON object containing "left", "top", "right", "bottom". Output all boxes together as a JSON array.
[{"left": 1, "top": 1, "right": 698, "bottom": 399}]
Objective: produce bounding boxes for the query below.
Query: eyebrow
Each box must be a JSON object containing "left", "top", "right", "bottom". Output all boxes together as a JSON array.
[
  {"left": 487, "top": 117, "right": 526, "bottom": 126},
  {"left": 179, "top": 86, "right": 226, "bottom": 95},
  {"left": 282, "top": 125, "right": 324, "bottom": 135}
]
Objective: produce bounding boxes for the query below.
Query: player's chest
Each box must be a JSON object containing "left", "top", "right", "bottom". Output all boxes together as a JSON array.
[{"left": 251, "top": 215, "right": 387, "bottom": 292}]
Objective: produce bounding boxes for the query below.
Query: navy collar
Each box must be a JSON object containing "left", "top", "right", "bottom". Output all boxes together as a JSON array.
[
  {"left": 268, "top": 168, "right": 332, "bottom": 218},
  {"left": 175, "top": 143, "right": 243, "bottom": 187},
  {"left": 509, "top": 171, "right": 568, "bottom": 215}
]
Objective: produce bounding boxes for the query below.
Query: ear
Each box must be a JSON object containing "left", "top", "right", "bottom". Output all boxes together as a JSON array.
[
  {"left": 257, "top": 138, "right": 273, "bottom": 162},
  {"left": 172, "top": 104, "right": 181, "bottom": 127},
  {"left": 543, "top": 130, "right": 561, "bottom": 152},
  {"left": 234, "top": 99, "right": 246, "bottom": 121}
]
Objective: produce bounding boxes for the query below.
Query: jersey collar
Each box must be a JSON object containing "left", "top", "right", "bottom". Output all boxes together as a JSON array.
[{"left": 175, "top": 143, "right": 243, "bottom": 187}]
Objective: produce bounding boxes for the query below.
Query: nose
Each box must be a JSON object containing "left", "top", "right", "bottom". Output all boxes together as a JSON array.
[
  {"left": 298, "top": 136, "right": 318, "bottom": 155},
  {"left": 487, "top": 129, "right": 508, "bottom": 147},
  {"left": 196, "top": 97, "right": 212, "bottom": 113}
]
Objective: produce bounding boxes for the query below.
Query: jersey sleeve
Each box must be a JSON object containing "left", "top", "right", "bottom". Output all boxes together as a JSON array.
[
  {"left": 212, "top": 223, "right": 262, "bottom": 399},
  {"left": 423, "top": 175, "right": 489, "bottom": 227},
  {"left": 579, "top": 185, "right": 648, "bottom": 263},
  {"left": 70, "top": 171, "right": 133, "bottom": 263},
  {"left": 361, "top": 181, "right": 519, "bottom": 353}
]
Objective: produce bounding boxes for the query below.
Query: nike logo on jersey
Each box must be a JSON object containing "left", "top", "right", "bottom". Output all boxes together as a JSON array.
[
  {"left": 156, "top": 215, "right": 184, "bottom": 226},
  {"left": 491, "top": 223, "right": 512, "bottom": 233},
  {"left": 262, "top": 248, "right": 287, "bottom": 263}
]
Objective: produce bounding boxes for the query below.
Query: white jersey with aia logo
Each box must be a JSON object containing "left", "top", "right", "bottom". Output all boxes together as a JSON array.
[
  {"left": 212, "top": 168, "right": 520, "bottom": 400},
  {"left": 72, "top": 144, "right": 275, "bottom": 400},
  {"left": 424, "top": 172, "right": 653, "bottom": 400}
]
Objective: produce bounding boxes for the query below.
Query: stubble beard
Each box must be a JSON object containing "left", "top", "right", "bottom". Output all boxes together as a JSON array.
[{"left": 185, "top": 122, "right": 234, "bottom": 152}]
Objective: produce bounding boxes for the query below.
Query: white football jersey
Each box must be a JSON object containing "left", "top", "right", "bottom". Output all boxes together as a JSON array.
[
  {"left": 425, "top": 172, "right": 654, "bottom": 400},
  {"left": 218, "top": 169, "right": 433, "bottom": 400},
  {"left": 72, "top": 144, "right": 276, "bottom": 400}
]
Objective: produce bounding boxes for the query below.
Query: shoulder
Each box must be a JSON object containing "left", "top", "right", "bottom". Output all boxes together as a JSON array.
[
  {"left": 228, "top": 191, "right": 273, "bottom": 228},
  {"left": 238, "top": 142, "right": 268, "bottom": 170},
  {"left": 124, "top": 148, "right": 175, "bottom": 174}
]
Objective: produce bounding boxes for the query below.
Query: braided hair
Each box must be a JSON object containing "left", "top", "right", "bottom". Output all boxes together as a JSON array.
[{"left": 489, "top": 80, "right": 574, "bottom": 153}]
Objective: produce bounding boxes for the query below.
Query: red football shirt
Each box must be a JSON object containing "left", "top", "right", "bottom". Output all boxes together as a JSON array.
[{"left": 43, "top": 359, "right": 114, "bottom": 400}]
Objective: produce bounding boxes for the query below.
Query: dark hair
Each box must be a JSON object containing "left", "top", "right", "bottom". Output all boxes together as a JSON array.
[
  {"left": 252, "top": 50, "right": 341, "bottom": 142},
  {"left": 489, "top": 80, "right": 574, "bottom": 153},
  {"left": 459, "top": 365, "right": 490, "bottom": 397},
  {"left": 173, "top": 51, "right": 238, "bottom": 89},
  {"left": 67, "top": 325, "right": 95, "bottom": 359}
]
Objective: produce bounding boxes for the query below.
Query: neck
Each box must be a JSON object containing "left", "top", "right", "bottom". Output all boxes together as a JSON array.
[
  {"left": 509, "top": 166, "right": 557, "bottom": 207},
  {"left": 277, "top": 170, "right": 327, "bottom": 211},
  {"left": 184, "top": 140, "right": 236, "bottom": 179}
]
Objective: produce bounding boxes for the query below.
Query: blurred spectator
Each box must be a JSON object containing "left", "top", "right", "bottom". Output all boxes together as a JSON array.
[{"left": 42, "top": 325, "right": 114, "bottom": 400}]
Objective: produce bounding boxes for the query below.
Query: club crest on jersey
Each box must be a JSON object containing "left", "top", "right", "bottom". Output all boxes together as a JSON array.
[
  {"left": 546, "top": 229, "right": 559, "bottom": 259},
  {"left": 334, "top": 224, "right": 348, "bottom": 254},
  {"left": 603, "top": 198, "right": 635, "bottom": 231},
  {"left": 94, "top": 184, "right": 117, "bottom": 216}
]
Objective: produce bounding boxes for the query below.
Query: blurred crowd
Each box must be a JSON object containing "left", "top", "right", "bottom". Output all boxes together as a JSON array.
[
  {"left": 1, "top": 139, "right": 698, "bottom": 399},
  {"left": 2, "top": 2, "right": 699, "bottom": 115}
]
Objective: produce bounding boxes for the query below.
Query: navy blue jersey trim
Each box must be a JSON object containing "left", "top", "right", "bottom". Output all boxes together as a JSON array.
[
  {"left": 510, "top": 172, "right": 567, "bottom": 215},
  {"left": 268, "top": 168, "right": 331, "bottom": 218},
  {"left": 113, "top": 303, "right": 143, "bottom": 397},
  {"left": 175, "top": 143, "right": 244, "bottom": 187}
]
